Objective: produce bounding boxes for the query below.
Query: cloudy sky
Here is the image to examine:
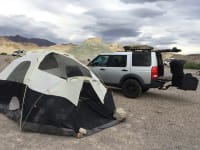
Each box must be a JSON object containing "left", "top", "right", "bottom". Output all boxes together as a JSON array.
[{"left": 0, "top": 0, "right": 200, "bottom": 53}]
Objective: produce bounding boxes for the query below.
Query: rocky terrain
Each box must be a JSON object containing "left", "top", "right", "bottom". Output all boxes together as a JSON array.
[
  {"left": 1, "top": 35, "right": 200, "bottom": 63},
  {"left": 68, "top": 38, "right": 112, "bottom": 61},
  {"left": 0, "top": 57, "right": 199, "bottom": 150},
  {"left": 0, "top": 46, "right": 199, "bottom": 149}
]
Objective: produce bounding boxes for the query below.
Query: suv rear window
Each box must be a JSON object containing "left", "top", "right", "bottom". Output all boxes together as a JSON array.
[{"left": 132, "top": 52, "right": 151, "bottom": 66}]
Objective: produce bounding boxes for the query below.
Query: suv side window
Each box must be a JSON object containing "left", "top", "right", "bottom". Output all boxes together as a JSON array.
[
  {"left": 132, "top": 52, "right": 151, "bottom": 66},
  {"left": 107, "top": 55, "right": 127, "bottom": 67},
  {"left": 88, "top": 55, "right": 109, "bottom": 66}
]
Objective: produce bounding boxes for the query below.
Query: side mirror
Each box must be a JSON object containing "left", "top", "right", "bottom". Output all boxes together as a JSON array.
[{"left": 87, "top": 58, "right": 91, "bottom": 62}]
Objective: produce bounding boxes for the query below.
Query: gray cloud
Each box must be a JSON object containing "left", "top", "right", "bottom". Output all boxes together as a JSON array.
[
  {"left": 121, "top": 0, "right": 174, "bottom": 3},
  {"left": 29, "top": 0, "right": 93, "bottom": 14},
  {"left": 84, "top": 23, "right": 140, "bottom": 42},
  {"left": 84, "top": 21, "right": 140, "bottom": 41},
  {"left": 154, "top": 37, "right": 177, "bottom": 45},
  {"left": 136, "top": 35, "right": 177, "bottom": 47},
  {"left": 0, "top": 15, "right": 64, "bottom": 43},
  {"left": 85, "top": 9, "right": 143, "bottom": 41},
  {"left": 172, "top": 0, "right": 200, "bottom": 19},
  {"left": 0, "top": 0, "right": 200, "bottom": 52},
  {"left": 131, "top": 8, "right": 164, "bottom": 18},
  {"left": 100, "top": 28, "right": 140, "bottom": 41},
  {"left": 178, "top": 31, "right": 200, "bottom": 43},
  {"left": 84, "top": 7, "right": 164, "bottom": 42}
]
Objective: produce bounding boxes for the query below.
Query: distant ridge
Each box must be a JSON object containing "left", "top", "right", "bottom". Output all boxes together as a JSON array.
[
  {"left": 3, "top": 35, "right": 56, "bottom": 46},
  {"left": 172, "top": 54, "right": 200, "bottom": 63}
]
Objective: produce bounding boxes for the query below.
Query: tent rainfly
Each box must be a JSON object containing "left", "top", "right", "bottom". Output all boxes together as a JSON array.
[{"left": 0, "top": 51, "right": 126, "bottom": 137}]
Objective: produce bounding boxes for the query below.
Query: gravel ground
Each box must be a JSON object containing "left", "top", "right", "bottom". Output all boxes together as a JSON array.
[{"left": 0, "top": 55, "right": 200, "bottom": 150}]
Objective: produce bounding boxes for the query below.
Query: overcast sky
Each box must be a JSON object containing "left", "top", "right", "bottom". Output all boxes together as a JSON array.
[{"left": 0, "top": 0, "right": 200, "bottom": 53}]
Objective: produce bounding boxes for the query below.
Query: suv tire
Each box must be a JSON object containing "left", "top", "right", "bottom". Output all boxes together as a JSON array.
[{"left": 122, "top": 79, "right": 142, "bottom": 98}]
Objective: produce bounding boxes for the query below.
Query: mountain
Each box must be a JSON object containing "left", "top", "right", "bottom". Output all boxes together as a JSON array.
[
  {"left": 68, "top": 37, "right": 112, "bottom": 61},
  {"left": 3, "top": 35, "right": 56, "bottom": 46},
  {"left": 48, "top": 43, "right": 77, "bottom": 52},
  {"left": 108, "top": 43, "right": 123, "bottom": 52},
  {"left": 0, "top": 35, "right": 122, "bottom": 60},
  {"left": 0, "top": 37, "right": 40, "bottom": 54}
]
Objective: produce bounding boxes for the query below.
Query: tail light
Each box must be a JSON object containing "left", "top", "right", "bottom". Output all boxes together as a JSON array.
[{"left": 151, "top": 66, "right": 158, "bottom": 80}]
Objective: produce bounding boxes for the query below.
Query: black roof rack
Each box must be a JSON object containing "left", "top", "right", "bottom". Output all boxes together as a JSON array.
[
  {"left": 156, "top": 47, "right": 181, "bottom": 53},
  {"left": 123, "top": 45, "right": 181, "bottom": 53},
  {"left": 123, "top": 45, "right": 154, "bottom": 52}
]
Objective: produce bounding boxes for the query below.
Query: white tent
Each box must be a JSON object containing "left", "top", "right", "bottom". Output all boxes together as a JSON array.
[
  {"left": 0, "top": 50, "right": 123, "bottom": 137},
  {"left": 0, "top": 50, "right": 107, "bottom": 105}
]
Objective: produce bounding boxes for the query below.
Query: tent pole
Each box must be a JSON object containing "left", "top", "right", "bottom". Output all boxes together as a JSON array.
[
  {"left": 19, "top": 85, "right": 28, "bottom": 130},
  {"left": 21, "top": 94, "right": 43, "bottom": 128}
]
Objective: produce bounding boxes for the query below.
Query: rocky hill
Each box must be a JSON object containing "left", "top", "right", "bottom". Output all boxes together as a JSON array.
[
  {"left": 2, "top": 35, "right": 198, "bottom": 64},
  {"left": 0, "top": 36, "right": 115, "bottom": 61},
  {"left": 3, "top": 35, "right": 56, "bottom": 46},
  {"left": 68, "top": 38, "right": 112, "bottom": 61},
  {"left": 0, "top": 36, "right": 76, "bottom": 54},
  {"left": 0, "top": 37, "right": 40, "bottom": 54}
]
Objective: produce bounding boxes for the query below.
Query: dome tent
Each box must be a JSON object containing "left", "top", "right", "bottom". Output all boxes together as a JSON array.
[{"left": 0, "top": 50, "right": 124, "bottom": 137}]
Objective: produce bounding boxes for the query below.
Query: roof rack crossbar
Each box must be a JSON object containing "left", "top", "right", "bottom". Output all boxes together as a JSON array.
[
  {"left": 123, "top": 46, "right": 181, "bottom": 53},
  {"left": 123, "top": 45, "right": 153, "bottom": 52}
]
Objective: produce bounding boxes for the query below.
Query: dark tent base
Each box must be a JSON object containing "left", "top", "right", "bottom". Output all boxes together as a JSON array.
[
  {"left": 22, "top": 119, "right": 121, "bottom": 137},
  {"left": 0, "top": 105, "right": 121, "bottom": 137},
  {"left": 0, "top": 80, "right": 121, "bottom": 137}
]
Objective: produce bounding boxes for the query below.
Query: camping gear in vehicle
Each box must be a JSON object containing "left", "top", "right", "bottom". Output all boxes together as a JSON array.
[
  {"left": 170, "top": 60, "right": 198, "bottom": 90},
  {"left": 0, "top": 50, "right": 126, "bottom": 137},
  {"left": 158, "top": 59, "right": 199, "bottom": 91},
  {"left": 170, "top": 59, "right": 185, "bottom": 88}
]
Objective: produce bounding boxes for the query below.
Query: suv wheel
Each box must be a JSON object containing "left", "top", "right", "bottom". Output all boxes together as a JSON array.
[{"left": 122, "top": 79, "right": 142, "bottom": 98}]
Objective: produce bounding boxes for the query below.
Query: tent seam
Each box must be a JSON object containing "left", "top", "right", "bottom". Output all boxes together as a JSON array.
[
  {"left": 19, "top": 84, "right": 28, "bottom": 130},
  {"left": 21, "top": 94, "right": 44, "bottom": 129}
]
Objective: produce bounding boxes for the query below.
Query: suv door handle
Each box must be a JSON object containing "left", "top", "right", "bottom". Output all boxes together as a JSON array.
[
  {"left": 100, "top": 68, "right": 105, "bottom": 71},
  {"left": 121, "top": 69, "right": 128, "bottom": 71}
]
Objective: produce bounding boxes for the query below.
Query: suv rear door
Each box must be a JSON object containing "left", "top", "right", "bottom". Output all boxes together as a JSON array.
[{"left": 88, "top": 54, "right": 130, "bottom": 85}]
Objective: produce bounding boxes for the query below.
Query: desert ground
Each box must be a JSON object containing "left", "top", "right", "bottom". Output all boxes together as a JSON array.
[{"left": 0, "top": 55, "right": 200, "bottom": 150}]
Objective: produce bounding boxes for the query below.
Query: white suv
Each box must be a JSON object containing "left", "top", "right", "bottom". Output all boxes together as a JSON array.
[{"left": 88, "top": 47, "right": 165, "bottom": 98}]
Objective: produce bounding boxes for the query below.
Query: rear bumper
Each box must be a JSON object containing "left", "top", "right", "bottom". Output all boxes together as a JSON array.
[{"left": 144, "top": 80, "right": 165, "bottom": 89}]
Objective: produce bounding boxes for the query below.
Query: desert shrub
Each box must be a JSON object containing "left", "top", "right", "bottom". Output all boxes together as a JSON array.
[
  {"left": 184, "top": 62, "right": 200, "bottom": 69},
  {"left": 0, "top": 52, "right": 7, "bottom": 55}
]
